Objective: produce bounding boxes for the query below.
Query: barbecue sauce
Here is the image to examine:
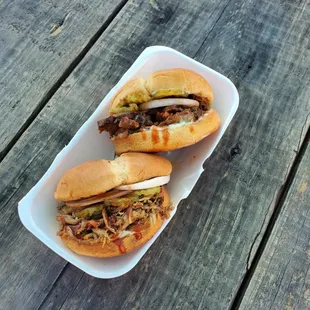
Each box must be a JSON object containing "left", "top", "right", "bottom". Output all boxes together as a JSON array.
[
  {"left": 114, "top": 238, "right": 126, "bottom": 254},
  {"left": 163, "top": 129, "right": 170, "bottom": 146},
  {"left": 141, "top": 131, "right": 147, "bottom": 140},
  {"left": 133, "top": 222, "right": 143, "bottom": 240},
  {"left": 134, "top": 233, "right": 142, "bottom": 240},
  {"left": 151, "top": 128, "right": 160, "bottom": 144}
]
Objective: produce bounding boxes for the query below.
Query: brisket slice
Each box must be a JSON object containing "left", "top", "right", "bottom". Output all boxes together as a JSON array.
[
  {"left": 98, "top": 111, "right": 153, "bottom": 136},
  {"left": 158, "top": 109, "right": 200, "bottom": 126},
  {"left": 119, "top": 117, "right": 139, "bottom": 129},
  {"left": 98, "top": 105, "right": 205, "bottom": 137}
]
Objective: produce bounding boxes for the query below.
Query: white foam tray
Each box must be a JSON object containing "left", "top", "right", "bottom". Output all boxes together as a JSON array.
[{"left": 18, "top": 46, "right": 239, "bottom": 278}]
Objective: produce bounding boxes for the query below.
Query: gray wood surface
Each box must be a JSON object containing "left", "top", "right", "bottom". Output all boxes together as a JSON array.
[
  {"left": 240, "top": 137, "right": 310, "bottom": 310},
  {"left": 0, "top": 0, "right": 310, "bottom": 309},
  {"left": 0, "top": 0, "right": 126, "bottom": 158}
]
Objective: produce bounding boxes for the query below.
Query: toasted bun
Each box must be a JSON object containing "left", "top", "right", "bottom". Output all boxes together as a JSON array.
[
  {"left": 145, "top": 69, "right": 213, "bottom": 102},
  {"left": 110, "top": 69, "right": 213, "bottom": 114},
  {"left": 112, "top": 109, "right": 220, "bottom": 155},
  {"left": 54, "top": 153, "right": 172, "bottom": 201},
  {"left": 60, "top": 187, "right": 170, "bottom": 257},
  {"left": 112, "top": 78, "right": 151, "bottom": 112}
]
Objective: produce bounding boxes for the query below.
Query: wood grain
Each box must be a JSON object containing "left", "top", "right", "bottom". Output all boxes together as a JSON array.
[
  {"left": 0, "top": 0, "right": 126, "bottom": 158},
  {"left": 0, "top": 0, "right": 309, "bottom": 309},
  {"left": 0, "top": 1, "right": 234, "bottom": 309},
  {"left": 240, "top": 135, "right": 310, "bottom": 310}
]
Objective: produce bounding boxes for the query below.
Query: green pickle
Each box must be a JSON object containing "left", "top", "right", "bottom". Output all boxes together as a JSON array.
[
  {"left": 73, "top": 187, "right": 160, "bottom": 218},
  {"left": 130, "top": 187, "right": 161, "bottom": 197},
  {"left": 75, "top": 205, "right": 103, "bottom": 218}
]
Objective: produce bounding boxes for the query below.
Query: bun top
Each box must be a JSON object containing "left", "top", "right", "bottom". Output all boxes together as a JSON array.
[
  {"left": 54, "top": 153, "right": 172, "bottom": 202},
  {"left": 110, "top": 68, "right": 213, "bottom": 114}
]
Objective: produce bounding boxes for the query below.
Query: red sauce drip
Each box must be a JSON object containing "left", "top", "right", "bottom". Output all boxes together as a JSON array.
[
  {"left": 151, "top": 128, "right": 160, "bottom": 144},
  {"left": 163, "top": 129, "right": 170, "bottom": 146},
  {"left": 189, "top": 125, "right": 194, "bottom": 133},
  {"left": 132, "top": 222, "right": 142, "bottom": 240},
  {"left": 134, "top": 233, "right": 142, "bottom": 240},
  {"left": 141, "top": 131, "right": 147, "bottom": 141},
  {"left": 114, "top": 238, "right": 126, "bottom": 254},
  {"left": 133, "top": 222, "right": 142, "bottom": 232}
]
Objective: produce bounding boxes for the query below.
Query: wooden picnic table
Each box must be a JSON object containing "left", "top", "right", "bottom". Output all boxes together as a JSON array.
[{"left": 0, "top": 0, "right": 309, "bottom": 309}]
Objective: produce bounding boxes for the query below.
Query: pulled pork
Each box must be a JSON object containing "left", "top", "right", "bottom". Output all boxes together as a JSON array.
[
  {"left": 56, "top": 187, "right": 171, "bottom": 243},
  {"left": 98, "top": 104, "right": 207, "bottom": 138}
]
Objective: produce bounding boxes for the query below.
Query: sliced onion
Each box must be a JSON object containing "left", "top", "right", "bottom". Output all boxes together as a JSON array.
[
  {"left": 115, "top": 175, "right": 170, "bottom": 191},
  {"left": 66, "top": 190, "right": 132, "bottom": 208},
  {"left": 139, "top": 98, "right": 199, "bottom": 110}
]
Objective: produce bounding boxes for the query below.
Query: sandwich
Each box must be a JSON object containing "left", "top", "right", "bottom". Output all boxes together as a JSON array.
[
  {"left": 55, "top": 153, "right": 172, "bottom": 257},
  {"left": 98, "top": 68, "right": 220, "bottom": 154}
]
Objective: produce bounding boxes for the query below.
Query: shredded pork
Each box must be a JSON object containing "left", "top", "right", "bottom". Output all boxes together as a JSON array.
[{"left": 56, "top": 187, "right": 171, "bottom": 243}]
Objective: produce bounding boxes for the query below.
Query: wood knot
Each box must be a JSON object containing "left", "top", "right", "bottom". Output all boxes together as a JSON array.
[
  {"left": 150, "top": 6, "right": 173, "bottom": 25},
  {"left": 50, "top": 13, "right": 69, "bottom": 36},
  {"left": 230, "top": 143, "right": 242, "bottom": 157}
]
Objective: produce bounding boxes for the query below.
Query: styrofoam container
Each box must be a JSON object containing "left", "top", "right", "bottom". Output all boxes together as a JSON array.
[{"left": 18, "top": 46, "right": 239, "bottom": 278}]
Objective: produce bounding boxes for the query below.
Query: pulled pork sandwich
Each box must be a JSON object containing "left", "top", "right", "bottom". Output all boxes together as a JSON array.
[
  {"left": 54, "top": 153, "right": 172, "bottom": 257},
  {"left": 98, "top": 68, "right": 220, "bottom": 155}
]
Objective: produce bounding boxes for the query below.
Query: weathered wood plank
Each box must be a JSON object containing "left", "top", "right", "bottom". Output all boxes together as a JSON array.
[
  {"left": 0, "top": 1, "right": 235, "bottom": 309},
  {"left": 0, "top": 0, "right": 126, "bottom": 158},
  {"left": 240, "top": 134, "right": 310, "bottom": 310},
  {"left": 0, "top": 0, "right": 309, "bottom": 309},
  {"left": 38, "top": 265, "right": 84, "bottom": 310}
]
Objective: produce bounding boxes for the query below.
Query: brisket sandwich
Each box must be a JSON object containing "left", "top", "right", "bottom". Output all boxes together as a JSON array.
[
  {"left": 55, "top": 153, "right": 172, "bottom": 257},
  {"left": 98, "top": 68, "right": 220, "bottom": 155}
]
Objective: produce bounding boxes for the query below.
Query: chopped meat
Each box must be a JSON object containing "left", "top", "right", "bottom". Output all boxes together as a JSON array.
[
  {"left": 162, "top": 105, "right": 184, "bottom": 113},
  {"left": 98, "top": 111, "right": 152, "bottom": 136},
  {"left": 133, "top": 113, "right": 153, "bottom": 126},
  {"left": 156, "top": 111, "right": 170, "bottom": 122},
  {"left": 159, "top": 109, "right": 196, "bottom": 126},
  {"left": 115, "top": 128, "right": 129, "bottom": 138},
  {"left": 97, "top": 117, "right": 119, "bottom": 135},
  {"left": 98, "top": 103, "right": 206, "bottom": 138},
  {"left": 119, "top": 117, "right": 139, "bottom": 129},
  {"left": 189, "top": 94, "right": 211, "bottom": 111}
]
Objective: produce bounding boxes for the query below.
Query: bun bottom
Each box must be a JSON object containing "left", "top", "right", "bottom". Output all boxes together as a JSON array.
[
  {"left": 60, "top": 187, "right": 170, "bottom": 257},
  {"left": 112, "top": 109, "right": 220, "bottom": 155}
]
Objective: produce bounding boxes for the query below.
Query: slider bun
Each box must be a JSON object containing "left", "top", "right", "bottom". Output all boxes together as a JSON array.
[
  {"left": 60, "top": 187, "right": 170, "bottom": 257},
  {"left": 54, "top": 153, "right": 172, "bottom": 202},
  {"left": 112, "top": 109, "right": 220, "bottom": 155},
  {"left": 110, "top": 68, "right": 214, "bottom": 114}
]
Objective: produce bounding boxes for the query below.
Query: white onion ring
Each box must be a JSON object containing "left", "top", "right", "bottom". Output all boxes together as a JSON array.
[
  {"left": 115, "top": 175, "right": 170, "bottom": 191},
  {"left": 66, "top": 190, "right": 131, "bottom": 208},
  {"left": 139, "top": 98, "right": 199, "bottom": 110}
]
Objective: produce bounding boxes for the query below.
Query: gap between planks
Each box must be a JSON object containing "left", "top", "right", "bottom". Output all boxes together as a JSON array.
[
  {"left": 36, "top": 264, "right": 70, "bottom": 310},
  {"left": 27, "top": 4, "right": 128, "bottom": 306},
  {"left": 0, "top": 0, "right": 128, "bottom": 163},
  {"left": 230, "top": 124, "right": 310, "bottom": 310}
]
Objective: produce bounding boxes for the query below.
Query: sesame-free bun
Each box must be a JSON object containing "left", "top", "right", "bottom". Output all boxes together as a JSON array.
[
  {"left": 54, "top": 153, "right": 172, "bottom": 202},
  {"left": 112, "top": 109, "right": 220, "bottom": 155},
  {"left": 110, "top": 68, "right": 214, "bottom": 114},
  {"left": 60, "top": 187, "right": 170, "bottom": 257}
]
